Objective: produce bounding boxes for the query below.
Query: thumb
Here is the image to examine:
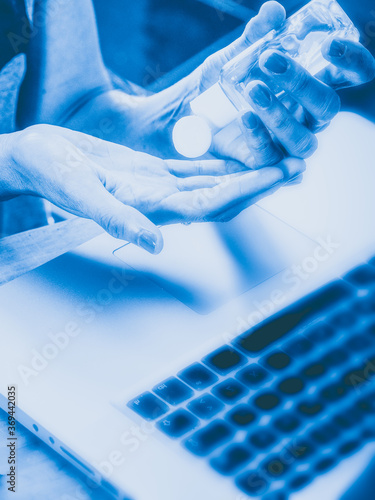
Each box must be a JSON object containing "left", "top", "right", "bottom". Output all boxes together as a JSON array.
[
  {"left": 83, "top": 182, "right": 163, "bottom": 254},
  {"left": 216, "top": 2, "right": 286, "bottom": 66},
  {"left": 200, "top": 2, "right": 285, "bottom": 89}
]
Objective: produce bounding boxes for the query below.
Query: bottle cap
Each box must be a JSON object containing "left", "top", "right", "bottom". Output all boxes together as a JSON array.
[{"left": 172, "top": 115, "right": 213, "bottom": 158}]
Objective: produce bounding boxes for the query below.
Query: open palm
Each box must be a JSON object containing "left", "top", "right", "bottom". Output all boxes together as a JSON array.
[{"left": 6, "top": 125, "right": 304, "bottom": 253}]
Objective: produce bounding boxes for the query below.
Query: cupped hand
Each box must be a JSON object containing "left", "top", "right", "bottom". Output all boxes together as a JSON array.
[{"left": 3, "top": 125, "right": 305, "bottom": 253}]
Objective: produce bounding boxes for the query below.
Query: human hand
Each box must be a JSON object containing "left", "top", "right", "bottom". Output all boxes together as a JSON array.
[
  {"left": 0, "top": 125, "right": 305, "bottom": 253},
  {"left": 197, "top": 1, "right": 375, "bottom": 168}
]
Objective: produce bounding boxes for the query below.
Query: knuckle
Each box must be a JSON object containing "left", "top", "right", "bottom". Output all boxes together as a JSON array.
[
  {"left": 15, "top": 126, "right": 44, "bottom": 149},
  {"left": 11, "top": 126, "right": 47, "bottom": 163},
  {"left": 289, "top": 70, "right": 310, "bottom": 95},
  {"left": 318, "top": 91, "right": 341, "bottom": 121},
  {"left": 294, "top": 133, "right": 318, "bottom": 158},
  {"left": 100, "top": 212, "right": 123, "bottom": 240},
  {"left": 251, "top": 133, "right": 273, "bottom": 153},
  {"left": 269, "top": 108, "right": 289, "bottom": 131}
]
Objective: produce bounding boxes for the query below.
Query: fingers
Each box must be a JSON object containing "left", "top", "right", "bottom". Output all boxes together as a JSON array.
[
  {"left": 166, "top": 158, "right": 247, "bottom": 177},
  {"left": 176, "top": 172, "right": 247, "bottom": 191},
  {"left": 204, "top": 2, "right": 285, "bottom": 73},
  {"left": 240, "top": 111, "right": 284, "bottom": 167},
  {"left": 209, "top": 182, "right": 283, "bottom": 222},
  {"left": 163, "top": 158, "right": 305, "bottom": 222},
  {"left": 208, "top": 158, "right": 305, "bottom": 221},
  {"left": 321, "top": 38, "right": 375, "bottom": 88},
  {"left": 259, "top": 50, "right": 341, "bottom": 125},
  {"left": 79, "top": 181, "right": 163, "bottom": 254},
  {"left": 238, "top": 1, "right": 286, "bottom": 48},
  {"left": 245, "top": 81, "right": 318, "bottom": 159}
]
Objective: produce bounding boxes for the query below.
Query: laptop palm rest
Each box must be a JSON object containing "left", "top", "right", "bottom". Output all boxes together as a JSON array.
[{"left": 114, "top": 205, "right": 316, "bottom": 314}]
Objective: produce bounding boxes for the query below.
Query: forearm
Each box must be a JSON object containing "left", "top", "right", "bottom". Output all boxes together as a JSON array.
[
  {"left": 17, "top": 0, "right": 111, "bottom": 128},
  {"left": 16, "top": 0, "right": 199, "bottom": 153}
]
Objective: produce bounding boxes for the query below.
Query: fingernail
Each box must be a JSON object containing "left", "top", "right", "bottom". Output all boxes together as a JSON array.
[
  {"left": 138, "top": 230, "right": 157, "bottom": 254},
  {"left": 329, "top": 40, "right": 346, "bottom": 58},
  {"left": 241, "top": 111, "right": 259, "bottom": 130},
  {"left": 249, "top": 84, "right": 272, "bottom": 109},
  {"left": 263, "top": 52, "right": 289, "bottom": 74}
]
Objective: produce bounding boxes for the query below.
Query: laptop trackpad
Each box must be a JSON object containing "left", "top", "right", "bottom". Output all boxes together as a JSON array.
[{"left": 114, "top": 205, "right": 316, "bottom": 314}]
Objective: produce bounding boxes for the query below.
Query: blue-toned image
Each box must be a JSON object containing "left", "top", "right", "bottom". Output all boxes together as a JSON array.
[{"left": 0, "top": 1, "right": 375, "bottom": 500}]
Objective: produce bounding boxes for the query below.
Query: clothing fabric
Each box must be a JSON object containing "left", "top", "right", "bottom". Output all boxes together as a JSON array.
[{"left": 0, "top": 0, "right": 47, "bottom": 237}]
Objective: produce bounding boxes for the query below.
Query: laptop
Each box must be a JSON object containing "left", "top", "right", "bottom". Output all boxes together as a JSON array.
[{"left": 1, "top": 110, "right": 375, "bottom": 500}]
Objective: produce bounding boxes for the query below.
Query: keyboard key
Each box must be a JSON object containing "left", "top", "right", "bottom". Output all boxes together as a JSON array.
[
  {"left": 298, "top": 400, "right": 323, "bottom": 416},
  {"left": 273, "top": 413, "right": 300, "bottom": 433},
  {"left": 320, "top": 383, "right": 346, "bottom": 401},
  {"left": 153, "top": 377, "right": 193, "bottom": 405},
  {"left": 233, "top": 282, "right": 351, "bottom": 354},
  {"left": 305, "top": 322, "right": 335, "bottom": 343},
  {"left": 315, "top": 456, "right": 336, "bottom": 473},
  {"left": 343, "top": 367, "right": 368, "bottom": 391},
  {"left": 156, "top": 409, "right": 198, "bottom": 438},
  {"left": 127, "top": 392, "right": 169, "bottom": 420},
  {"left": 263, "top": 491, "right": 288, "bottom": 500},
  {"left": 354, "top": 295, "right": 375, "bottom": 315},
  {"left": 283, "top": 336, "right": 314, "bottom": 357},
  {"left": 292, "top": 439, "right": 315, "bottom": 461},
  {"left": 210, "top": 445, "right": 251, "bottom": 475},
  {"left": 339, "top": 440, "right": 361, "bottom": 456},
  {"left": 357, "top": 394, "right": 375, "bottom": 413},
  {"left": 236, "top": 470, "right": 269, "bottom": 496},
  {"left": 178, "top": 363, "right": 218, "bottom": 390},
  {"left": 253, "top": 392, "right": 280, "bottom": 411},
  {"left": 289, "top": 474, "right": 311, "bottom": 491},
  {"left": 330, "top": 311, "right": 357, "bottom": 329},
  {"left": 310, "top": 423, "right": 340, "bottom": 444},
  {"left": 226, "top": 405, "right": 257, "bottom": 428},
  {"left": 262, "top": 456, "right": 289, "bottom": 478},
  {"left": 249, "top": 429, "right": 276, "bottom": 449},
  {"left": 323, "top": 348, "right": 349, "bottom": 367},
  {"left": 184, "top": 420, "right": 234, "bottom": 457},
  {"left": 212, "top": 379, "right": 247, "bottom": 404},
  {"left": 188, "top": 394, "right": 224, "bottom": 419},
  {"left": 278, "top": 377, "right": 304, "bottom": 395},
  {"left": 302, "top": 362, "right": 326, "bottom": 379},
  {"left": 346, "top": 334, "right": 373, "bottom": 352},
  {"left": 203, "top": 346, "right": 246, "bottom": 375},
  {"left": 263, "top": 352, "right": 291, "bottom": 371},
  {"left": 334, "top": 408, "right": 363, "bottom": 429},
  {"left": 344, "top": 265, "right": 375, "bottom": 287},
  {"left": 236, "top": 364, "right": 270, "bottom": 388},
  {"left": 362, "top": 427, "right": 375, "bottom": 439}
]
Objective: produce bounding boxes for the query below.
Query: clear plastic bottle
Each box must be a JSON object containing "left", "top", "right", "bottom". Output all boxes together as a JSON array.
[{"left": 172, "top": 0, "right": 360, "bottom": 158}]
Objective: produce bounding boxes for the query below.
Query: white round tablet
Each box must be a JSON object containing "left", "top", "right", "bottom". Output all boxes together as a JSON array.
[{"left": 172, "top": 115, "right": 213, "bottom": 159}]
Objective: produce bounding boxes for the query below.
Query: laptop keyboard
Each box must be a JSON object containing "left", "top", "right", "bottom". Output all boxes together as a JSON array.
[{"left": 127, "top": 262, "right": 375, "bottom": 497}]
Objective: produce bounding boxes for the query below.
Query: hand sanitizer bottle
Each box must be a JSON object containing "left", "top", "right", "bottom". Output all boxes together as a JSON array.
[{"left": 172, "top": 0, "right": 360, "bottom": 158}]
